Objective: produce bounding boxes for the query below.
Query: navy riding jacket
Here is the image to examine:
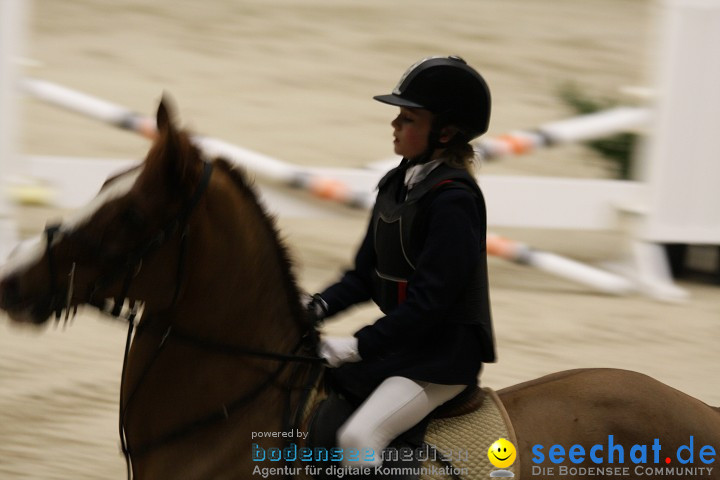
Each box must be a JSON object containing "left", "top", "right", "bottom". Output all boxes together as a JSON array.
[{"left": 321, "top": 160, "right": 495, "bottom": 390}]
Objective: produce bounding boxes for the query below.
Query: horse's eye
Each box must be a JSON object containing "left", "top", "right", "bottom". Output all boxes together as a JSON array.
[
  {"left": 90, "top": 209, "right": 152, "bottom": 261},
  {"left": 56, "top": 229, "right": 100, "bottom": 262}
]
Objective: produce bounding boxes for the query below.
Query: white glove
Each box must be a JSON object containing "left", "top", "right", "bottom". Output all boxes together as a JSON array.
[{"left": 319, "top": 336, "right": 361, "bottom": 368}]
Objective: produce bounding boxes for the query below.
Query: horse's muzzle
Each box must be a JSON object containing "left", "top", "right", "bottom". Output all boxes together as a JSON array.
[{"left": 0, "top": 273, "right": 55, "bottom": 325}]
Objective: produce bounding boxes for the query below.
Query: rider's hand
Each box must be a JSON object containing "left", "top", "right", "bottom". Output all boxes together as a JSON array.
[
  {"left": 319, "top": 336, "right": 361, "bottom": 368},
  {"left": 304, "top": 293, "right": 329, "bottom": 325}
]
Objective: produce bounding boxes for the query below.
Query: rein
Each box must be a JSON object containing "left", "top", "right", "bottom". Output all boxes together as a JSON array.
[
  {"left": 148, "top": 323, "right": 324, "bottom": 364},
  {"left": 116, "top": 313, "right": 324, "bottom": 480},
  {"left": 114, "top": 160, "right": 214, "bottom": 479},
  {"left": 120, "top": 329, "right": 323, "bottom": 459}
]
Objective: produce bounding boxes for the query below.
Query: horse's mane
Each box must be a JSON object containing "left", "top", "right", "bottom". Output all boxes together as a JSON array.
[{"left": 211, "top": 157, "right": 311, "bottom": 332}]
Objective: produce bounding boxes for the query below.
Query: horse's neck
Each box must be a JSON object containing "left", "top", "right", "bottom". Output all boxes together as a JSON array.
[
  {"left": 123, "top": 167, "right": 313, "bottom": 477},
  {"left": 173, "top": 180, "right": 304, "bottom": 351}
]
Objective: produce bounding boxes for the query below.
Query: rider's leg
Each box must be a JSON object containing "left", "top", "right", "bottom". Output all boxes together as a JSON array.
[{"left": 337, "top": 376, "right": 464, "bottom": 468}]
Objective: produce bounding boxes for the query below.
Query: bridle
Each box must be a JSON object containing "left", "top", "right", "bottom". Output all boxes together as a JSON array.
[
  {"left": 43, "top": 161, "right": 215, "bottom": 322},
  {"left": 40, "top": 159, "right": 325, "bottom": 479}
]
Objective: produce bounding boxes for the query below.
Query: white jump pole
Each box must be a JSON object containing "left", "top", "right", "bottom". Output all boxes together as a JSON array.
[
  {"left": 475, "top": 107, "right": 650, "bottom": 161},
  {"left": 21, "top": 78, "right": 642, "bottom": 295},
  {"left": 0, "top": 0, "right": 27, "bottom": 260},
  {"left": 20, "top": 77, "right": 373, "bottom": 208}
]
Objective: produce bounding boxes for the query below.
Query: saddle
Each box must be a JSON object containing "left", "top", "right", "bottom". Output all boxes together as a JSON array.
[{"left": 301, "top": 385, "right": 488, "bottom": 480}]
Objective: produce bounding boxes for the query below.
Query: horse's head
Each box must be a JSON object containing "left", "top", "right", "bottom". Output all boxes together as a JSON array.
[{"left": 0, "top": 96, "right": 210, "bottom": 325}]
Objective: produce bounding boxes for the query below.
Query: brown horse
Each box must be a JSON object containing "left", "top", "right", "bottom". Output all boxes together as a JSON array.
[{"left": 0, "top": 99, "right": 718, "bottom": 480}]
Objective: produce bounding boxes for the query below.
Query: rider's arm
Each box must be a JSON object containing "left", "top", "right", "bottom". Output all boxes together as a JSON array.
[{"left": 319, "top": 219, "right": 376, "bottom": 318}]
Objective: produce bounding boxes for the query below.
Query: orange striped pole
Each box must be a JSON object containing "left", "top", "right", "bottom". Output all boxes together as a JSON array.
[
  {"left": 487, "top": 234, "right": 633, "bottom": 295},
  {"left": 474, "top": 107, "right": 649, "bottom": 161}
]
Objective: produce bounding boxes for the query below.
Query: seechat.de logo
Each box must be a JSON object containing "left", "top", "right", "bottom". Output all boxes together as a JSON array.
[{"left": 530, "top": 435, "right": 716, "bottom": 477}]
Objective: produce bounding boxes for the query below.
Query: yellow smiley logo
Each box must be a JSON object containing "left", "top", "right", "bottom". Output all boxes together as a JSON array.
[{"left": 488, "top": 438, "right": 517, "bottom": 469}]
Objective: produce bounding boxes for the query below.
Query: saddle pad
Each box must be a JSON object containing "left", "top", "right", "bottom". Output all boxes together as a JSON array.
[
  {"left": 422, "top": 388, "right": 520, "bottom": 480},
  {"left": 295, "top": 387, "right": 518, "bottom": 480}
]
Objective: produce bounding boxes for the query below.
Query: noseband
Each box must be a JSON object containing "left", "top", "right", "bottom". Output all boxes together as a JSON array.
[{"left": 43, "top": 224, "right": 75, "bottom": 322}]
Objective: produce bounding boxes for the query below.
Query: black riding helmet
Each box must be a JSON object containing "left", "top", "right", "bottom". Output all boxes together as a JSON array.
[{"left": 374, "top": 56, "right": 491, "bottom": 144}]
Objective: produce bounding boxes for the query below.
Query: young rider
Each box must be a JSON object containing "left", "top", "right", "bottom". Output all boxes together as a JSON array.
[{"left": 308, "top": 55, "right": 496, "bottom": 477}]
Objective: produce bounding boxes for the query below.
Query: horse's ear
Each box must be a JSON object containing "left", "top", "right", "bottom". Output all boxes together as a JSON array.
[
  {"left": 142, "top": 94, "right": 200, "bottom": 198},
  {"left": 152, "top": 94, "right": 182, "bottom": 183},
  {"left": 156, "top": 93, "right": 176, "bottom": 134}
]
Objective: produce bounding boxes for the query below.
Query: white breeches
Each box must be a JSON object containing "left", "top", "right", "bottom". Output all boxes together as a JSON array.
[{"left": 337, "top": 376, "right": 465, "bottom": 468}]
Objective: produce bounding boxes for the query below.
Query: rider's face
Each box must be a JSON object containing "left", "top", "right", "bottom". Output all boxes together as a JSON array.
[{"left": 390, "top": 107, "right": 433, "bottom": 160}]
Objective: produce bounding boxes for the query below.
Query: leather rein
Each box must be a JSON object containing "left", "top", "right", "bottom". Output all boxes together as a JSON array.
[{"left": 41, "top": 160, "right": 324, "bottom": 479}]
